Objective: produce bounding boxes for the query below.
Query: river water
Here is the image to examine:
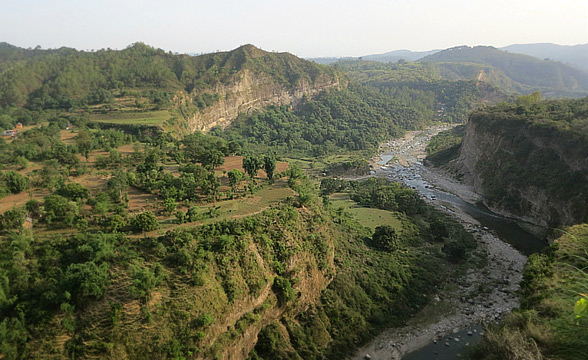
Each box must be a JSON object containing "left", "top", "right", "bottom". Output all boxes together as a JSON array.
[
  {"left": 377, "top": 159, "right": 547, "bottom": 256},
  {"left": 360, "top": 127, "right": 549, "bottom": 359}
]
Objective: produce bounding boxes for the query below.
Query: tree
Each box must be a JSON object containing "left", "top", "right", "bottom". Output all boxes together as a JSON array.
[
  {"left": 104, "top": 214, "right": 127, "bottom": 232},
  {"left": 131, "top": 211, "right": 159, "bottom": 232},
  {"left": 2, "top": 171, "right": 28, "bottom": 194},
  {"left": 63, "top": 261, "right": 109, "bottom": 299},
  {"left": 108, "top": 169, "right": 129, "bottom": 204},
  {"left": 42, "top": 194, "right": 79, "bottom": 226},
  {"left": 372, "top": 225, "right": 399, "bottom": 252},
  {"left": 75, "top": 129, "right": 93, "bottom": 162},
  {"left": 202, "top": 172, "right": 221, "bottom": 203},
  {"left": 164, "top": 198, "right": 177, "bottom": 214},
  {"left": 200, "top": 149, "right": 225, "bottom": 169},
  {"left": 263, "top": 155, "right": 277, "bottom": 181},
  {"left": 243, "top": 156, "right": 262, "bottom": 178},
  {"left": 227, "top": 169, "right": 244, "bottom": 191},
  {"left": 56, "top": 183, "right": 89, "bottom": 201},
  {"left": 186, "top": 206, "right": 200, "bottom": 222},
  {"left": 0, "top": 207, "right": 26, "bottom": 231}
]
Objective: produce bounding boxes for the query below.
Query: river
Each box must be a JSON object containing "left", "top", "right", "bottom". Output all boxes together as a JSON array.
[{"left": 351, "top": 126, "right": 548, "bottom": 360}]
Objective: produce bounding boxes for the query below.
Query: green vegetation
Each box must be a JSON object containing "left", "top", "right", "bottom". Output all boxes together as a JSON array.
[
  {"left": 425, "top": 125, "right": 465, "bottom": 166},
  {"left": 221, "top": 84, "right": 410, "bottom": 157},
  {"left": 252, "top": 179, "right": 476, "bottom": 359},
  {"left": 467, "top": 96, "right": 588, "bottom": 226},
  {"left": 89, "top": 110, "right": 172, "bottom": 126},
  {"left": 469, "top": 224, "right": 588, "bottom": 360},
  {"left": 337, "top": 60, "right": 508, "bottom": 123},
  {"left": 0, "top": 40, "right": 521, "bottom": 360},
  {"left": 420, "top": 45, "right": 588, "bottom": 97},
  {"left": 0, "top": 43, "right": 337, "bottom": 111}
]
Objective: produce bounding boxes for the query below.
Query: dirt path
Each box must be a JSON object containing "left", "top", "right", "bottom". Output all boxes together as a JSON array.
[{"left": 350, "top": 126, "right": 527, "bottom": 360}]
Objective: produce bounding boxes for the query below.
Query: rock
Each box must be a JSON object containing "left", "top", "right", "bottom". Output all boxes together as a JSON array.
[
  {"left": 364, "top": 355, "right": 371, "bottom": 360},
  {"left": 445, "top": 342, "right": 450, "bottom": 347},
  {"left": 467, "top": 331, "right": 473, "bottom": 336}
]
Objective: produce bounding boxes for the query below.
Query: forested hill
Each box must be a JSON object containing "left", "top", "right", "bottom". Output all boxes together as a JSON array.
[
  {"left": 0, "top": 42, "right": 340, "bottom": 110},
  {"left": 419, "top": 46, "right": 588, "bottom": 97},
  {"left": 501, "top": 43, "right": 588, "bottom": 73}
]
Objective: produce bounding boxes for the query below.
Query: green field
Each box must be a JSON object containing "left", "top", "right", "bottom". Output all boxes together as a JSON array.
[
  {"left": 90, "top": 110, "right": 171, "bottom": 125},
  {"left": 329, "top": 192, "right": 404, "bottom": 230},
  {"left": 200, "top": 181, "right": 295, "bottom": 224}
]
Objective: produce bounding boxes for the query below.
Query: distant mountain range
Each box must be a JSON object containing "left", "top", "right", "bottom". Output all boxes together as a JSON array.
[
  {"left": 309, "top": 43, "right": 588, "bottom": 97},
  {"left": 310, "top": 43, "right": 588, "bottom": 72},
  {"left": 500, "top": 43, "right": 588, "bottom": 72},
  {"left": 311, "top": 49, "right": 439, "bottom": 65},
  {"left": 419, "top": 45, "right": 588, "bottom": 96}
]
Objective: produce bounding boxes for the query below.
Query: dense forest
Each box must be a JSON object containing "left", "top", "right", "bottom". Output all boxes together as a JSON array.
[
  {"left": 336, "top": 60, "right": 509, "bottom": 123},
  {"left": 219, "top": 84, "right": 422, "bottom": 157}
]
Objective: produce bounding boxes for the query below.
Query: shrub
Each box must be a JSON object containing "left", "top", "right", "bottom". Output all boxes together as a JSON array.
[
  {"left": 272, "top": 276, "right": 295, "bottom": 306},
  {"left": 372, "top": 225, "right": 399, "bottom": 252}
]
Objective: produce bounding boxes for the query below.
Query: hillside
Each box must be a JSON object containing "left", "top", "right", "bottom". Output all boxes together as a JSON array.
[
  {"left": 0, "top": 121, "right": 476, "bottom": 359},
  {"left": 501, "top": 43, "right": 588, "bottom": 72},
  {"left": 469, "top": 224, "right": 588, "bottom": 360},
  {"left": 361, "top": 49, "right": 439, "bottom": 63},
  {"left": 335, "top": 60, "right": 509, "bottom": 123},
  {"left": 309, "top": 49, "right": 439, "bottom": 65},
  {"left": 0, "top": 43, "right": 343, "bottom": 134},
  {"left": 453, "top": 95, "right": 588, "bottom": 233},
  {"left": 419, "top": 46, "right": 588, "bottom": 97}
]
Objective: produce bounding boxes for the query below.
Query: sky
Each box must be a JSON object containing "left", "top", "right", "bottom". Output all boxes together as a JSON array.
[{"left": 1, "top": 0, "right": 587, "bottom": 58}]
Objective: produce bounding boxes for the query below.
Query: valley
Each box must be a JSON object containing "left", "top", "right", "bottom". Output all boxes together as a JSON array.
[
  {"left": 352, "top": 126, "right": 542, "bottom": 359},
  {"left": 0, "top": 41, "right": 586, "bottom": 360}
]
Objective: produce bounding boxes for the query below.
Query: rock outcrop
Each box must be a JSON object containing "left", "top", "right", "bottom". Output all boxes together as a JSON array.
[
  {"left": 179, "top": 68, "right": 344, "bottom": 133},
  {"left": 454, "top": 101, "right": 588, "bottom": 233}
]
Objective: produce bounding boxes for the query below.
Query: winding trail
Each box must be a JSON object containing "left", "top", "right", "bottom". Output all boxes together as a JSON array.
[{"left": 350, "top": 126, "right": 527, "bottom": 360}]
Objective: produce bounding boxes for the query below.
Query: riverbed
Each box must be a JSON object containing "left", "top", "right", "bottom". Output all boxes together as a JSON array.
[{"left": 350, "top": 126, "right": 547, "bottom": 360}]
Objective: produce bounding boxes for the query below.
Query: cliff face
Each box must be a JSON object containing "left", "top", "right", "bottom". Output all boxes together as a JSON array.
[
  {"left": 179, "top": 69, "right": 344, "bottom": 133},
  {"left": 455, "top": 105, "right": 588, "bottom": 231}
]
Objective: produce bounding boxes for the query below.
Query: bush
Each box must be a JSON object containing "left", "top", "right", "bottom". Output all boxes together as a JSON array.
[
  {"left": 272, "top": 276, "right": 295, "bottom": 305},
  {"left": 442, "top": 241, "right": 467, "bottom": 263},
  {"left": 372, "top": 225, "right": 399, "bottom": 252},
  {"left": 0, "top": 207, "right": 26, "bottom": 231},
  {"left": 56, "top": 183, "right": 90, "bottom": 201}
]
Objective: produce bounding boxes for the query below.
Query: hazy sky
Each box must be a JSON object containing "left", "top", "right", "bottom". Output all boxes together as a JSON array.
[{"left": 2, "top": 0, "right": 587, "bottom": 57}]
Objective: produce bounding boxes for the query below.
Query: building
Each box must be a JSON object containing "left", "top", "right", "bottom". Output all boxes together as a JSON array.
[{"left": 1, "top": 129, "right": 16, "bottom": 137}]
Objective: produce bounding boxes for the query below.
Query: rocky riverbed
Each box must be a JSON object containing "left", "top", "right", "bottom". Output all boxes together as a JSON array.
[{"left": 350, "top": 126, "right": 528, "bottom": 360}]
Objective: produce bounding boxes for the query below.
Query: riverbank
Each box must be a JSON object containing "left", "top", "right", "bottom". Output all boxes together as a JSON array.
[{"left": 350, "top": 126, "right": 528, "bottom": 360}]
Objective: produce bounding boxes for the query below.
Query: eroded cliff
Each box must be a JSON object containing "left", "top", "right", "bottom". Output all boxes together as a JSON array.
[{"left": 454, "top": 98, "right": 588, "bottom": 232}]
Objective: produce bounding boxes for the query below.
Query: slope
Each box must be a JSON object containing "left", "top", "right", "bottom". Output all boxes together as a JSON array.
[
  {"left": 0, "top": 43, "right": 343, "bottom": 133},
  {"left": 419, "top": 46, "right": 588, "bottom": 97},
  {"left": 501, "top": 43, "right": 588, "bottom": 73}
]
